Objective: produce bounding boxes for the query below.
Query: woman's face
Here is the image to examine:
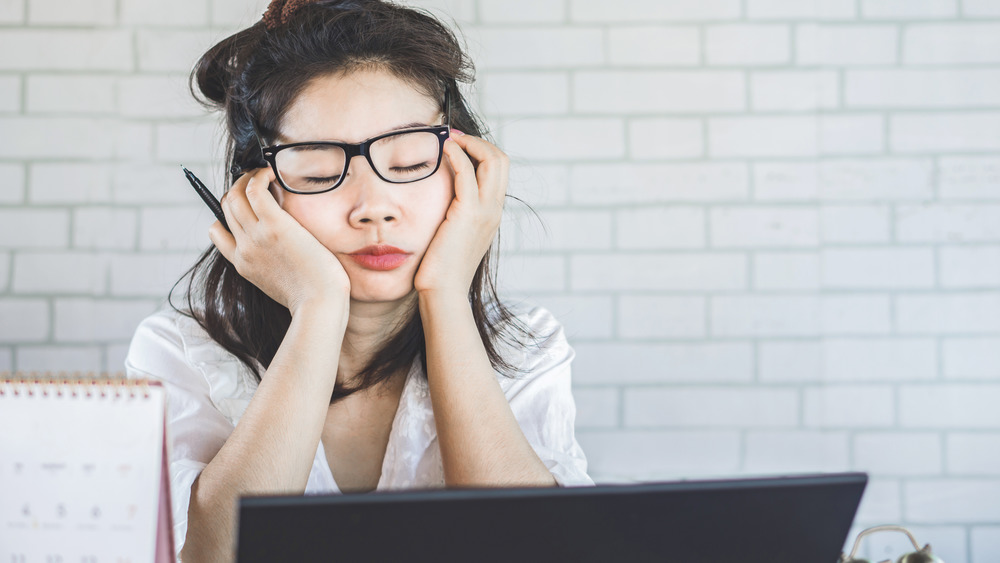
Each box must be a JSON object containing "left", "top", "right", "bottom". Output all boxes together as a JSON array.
[{"left": 269, "top": 69, "right": 453, "bottom": 304}]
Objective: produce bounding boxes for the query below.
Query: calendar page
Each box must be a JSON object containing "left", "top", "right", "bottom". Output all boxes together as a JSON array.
[{"left": 0, "top": 377, "right": 172, "bottom": 563}]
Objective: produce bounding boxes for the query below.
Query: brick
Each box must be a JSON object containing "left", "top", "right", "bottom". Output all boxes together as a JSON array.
[
  {"left": 803, "top": 385, "right": 894, "bottom": 428},
  {"left": 54, "top": 299, "right": 158, "bottom": 342},
  {"left": 941, "top": 246, "right": 1000, "bottom": 288},
  {"left": 902, "top": 385, "right": 1000, "bottom": 429},
  {"left": 119, "top": 76, "right": 207, "bottom": 118},
  {"left": 852, "top": 479, "right": 902, "bottom": 525},
  {"left": 892, "top": 112, "right": 1000, "bottom": 152},
  {"left": 571, "top": 387, "right": 618, "bottom": 429},
  {"left": 155, "top": 120, "right": 223, "bottom": 163},
  {"left": 479, "top": 0, "right": 564, "bottom": 22},
  {"left": 972, "top": 528, "right": 1000, "bottom": 563},
  {"left": 0, "top": 251, "right": 8, "bottom": 292},
  {"left": 120, "top": 0, "right": 206, "bottom": 25},
  {"left": 905, "top": 479, "right": 1000, "bottom": 522},
  {"left": 617, "top": 207, "right": 705, "bottom": 249},
  {"left": 0, "top": 299, "right": 48, "bottom": 342},
  {"left": 626, "top": 387, "right": 798, "bottom": 428},
  {"left": 964, "top": 0, "right": 1000, "bottom": 16},
  {"left": 709, "top": 115, "right": 882, "bottom": 157},
  {"left": 570, "top": 0, "right": 741, "bottom": 22},
  {"left": 862, "top": 0, "right": 956, "bottom": 18},
  {"left": 830, "top": 160, "right": 934, "bottom": 201},
  {"left": 571, "top": 253, "right": 746, "bottom": 291},
  {"left": 760, "top": 338, "right": 937, "bottom": 382},
  {"left": 0, "top": 163, "right": 25, "bottom": 203},
  {"left": 12, "top": 252, "right": 107, "bottom": 295},
  {"left": 15, "top": 346, "right": 103, "bottom": 373},
  {"left": 897, "top": 293, "right": 1000, "bottom": 334},
  {"left": 897, "top": 204, "right": 1000, "bottom": 243},
  {"left": 0, "top": 209, "right": 69, "bottom": 249},
  {"left": 711, "top": 295, "right": 821, "bottom": 337},
  {"left": 475, "top": 28, "right": 603, "bottom": 69},
  {"left": 796, "top": 25, "right": 898, "bottom": 66},
  {"left": 577, "top": 430, "right": 740, "bottom": 481},
  {"left": 744, "top": 431, "right": 850, "bottom": 473},
  {"left": 138, "top": 30, "right": 221, "bottom": 73},
  {"left": 854, "top": 433, "right": 942, "bottom": 476},
  {"left": 28, "top": 0, "right": 115, "bottom": 25},
  {"left": 947, "top": 434, "right": 1000, "bottom": 475},
  {"left": 530, "top": 209, "right": 612, "bottom": 250},
  {"left": 608, "top": 26, "right": 699, "bottom": 66},
  {"left": 753, "top": 252, "right": 820, "bottom": 290},
  {"left": 0, "top": 0, "right": 24, "bottom": 23},
  {"left": 710, "top": 207, "right": 819, "bottom": 247},
  {"left": 821, "top": 295, "right": 892, "bottom": 334},
  {"left": 904, "top": 24, "right": 1000, "bottom": 64},
  {"left": 0, "top": 118, "right": 117, "bottom": 159},
  {"left": 497, "top": 254, "right": 566, "bottom": 292},
  {"left": 407, "top": 0, "right": 476, "bottom": 24},
  {"left": 618, "top": 296, "right": 706, "bottom": 338},
  {"left": 571, "top": 163, "right": 748, "bottom": 204},
  {"left": 111, "top": 122, "right": 155, "bottom": 161},
  {"left": 822, "top": 247, "right": 935, "bottom": 289},
  {"left": 29, "top": 163, "right": 113, "bottom": 204},
  {"left": 508, "top": 163, "right": 569, "bottom": 206},
  {"left": 747, "top": 0, "right": 856, "bottom": 19},
  {"left": 0, "top": 347, "right": 10, "bottom": 371},
  {"left": 210, "top": 0, "right": 272, "bottom": 26},
  {"left": 530, "top": 295, "right": 614, "bottom": 340},
  {"left": 25, "top": 75, "right": 115, "bottom": 115},
  {"left": 0, "top": 75, "right": 19, "bottom": 112},
  {"left": 74, "top": 208, "right": 138, "bottom": 250},
  {"left": 706, "top": 24, "right": 790, "bottom": 66},
  {"left": 751, "top": 70, "right": 838, "bottom": 111},
  {"left": 939, "top": 157, "right": 1000, "bottom": 200},
  {"left": 139, "top": 206, "right": 216, "bottom": 251},
  {"left": 106, "top": 343, "right": 131, "bottom": 374},
  {"left": 944, "top": 338, "right": 1000, "bottom": 379},
  {"left": 847, "top": 69, "right": 1000, "bottom": 108},
  {"left": 573, "top": 342, "right": 754, "bottom": 384},
  {"left": 0, "top": 30, "right": 132, "bottom": 71},
  {"left": 628, "top": 118, "right": 703, "bottom": 160},
  {"left": 479, "top": 72, "right": 568, "bottom": 116},
  {"left": 575, "top": 71, "right": 744, "bottom": 114},
  {"left": 754, "top": 162, "right": 820, "bottom": 200},
  {"left": 109, "top": 252, "right": 200, "bottom": 297},
  {"left": 820, "top": 205, "right": 891, "bottom": 243},
  {"left": 502, "top": 118, "right": 624, "bottom": 161},
  {"left": 114, "top": 164, "right": 214, "bottom": 204}
]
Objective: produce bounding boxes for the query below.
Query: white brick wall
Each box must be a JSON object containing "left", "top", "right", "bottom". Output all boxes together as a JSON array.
[{"left": 2, "top": 2, "right": 998, "bottom": 561}]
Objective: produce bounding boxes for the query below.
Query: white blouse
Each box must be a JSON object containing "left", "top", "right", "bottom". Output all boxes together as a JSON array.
[{"left": 124, "top": 304, "right": 593, "bottom": 557}]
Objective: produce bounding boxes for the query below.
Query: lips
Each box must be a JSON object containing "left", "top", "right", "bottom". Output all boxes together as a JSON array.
[{"left": 347, "top": 244, "right": 411, "bottom": 271}]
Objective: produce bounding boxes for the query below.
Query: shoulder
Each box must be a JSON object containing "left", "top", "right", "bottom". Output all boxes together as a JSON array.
[{"left": 487, "top": 299, "right": 574, "bottom": 387}]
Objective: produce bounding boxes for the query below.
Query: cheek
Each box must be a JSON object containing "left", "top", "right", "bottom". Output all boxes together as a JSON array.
[{"left": 279, "top": 192, "right": 347, "bottom": 244}]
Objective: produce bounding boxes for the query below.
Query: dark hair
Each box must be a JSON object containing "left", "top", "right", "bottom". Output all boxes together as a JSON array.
[{"left": 171, "top": 0, "right": 532, "bottom": 402}]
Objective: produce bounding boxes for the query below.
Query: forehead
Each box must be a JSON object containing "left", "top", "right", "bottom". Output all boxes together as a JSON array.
[{"left": 277, "top": 69, "right": 441, "bottom": 144}]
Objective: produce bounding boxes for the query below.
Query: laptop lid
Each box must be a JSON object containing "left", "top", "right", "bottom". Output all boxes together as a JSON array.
[{"left": 237, "top": 472, "right": 867, "bottom": 563}]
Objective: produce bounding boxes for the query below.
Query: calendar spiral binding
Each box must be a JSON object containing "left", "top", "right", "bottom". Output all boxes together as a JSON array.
[{"left": 0, "top": 371, "right": 151, "bottom": 399}]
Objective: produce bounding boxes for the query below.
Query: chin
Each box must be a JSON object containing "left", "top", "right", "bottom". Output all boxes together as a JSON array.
[{"left": 347, "top": 279, "right": 417, "bottom": 305}]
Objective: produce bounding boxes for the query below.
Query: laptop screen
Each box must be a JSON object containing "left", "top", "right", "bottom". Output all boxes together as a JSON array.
[{"left": 237, "top": 472, "right": 867, "bottom": 563}]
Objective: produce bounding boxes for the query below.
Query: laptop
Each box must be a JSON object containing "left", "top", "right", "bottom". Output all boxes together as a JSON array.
[{"left": 237, "top": 472, "right": 867, "bottom": 563}]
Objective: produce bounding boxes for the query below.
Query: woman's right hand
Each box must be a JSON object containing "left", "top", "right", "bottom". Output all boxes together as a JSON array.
[{"left": 208, "top": 167, "right": 351, "bottom": 317}]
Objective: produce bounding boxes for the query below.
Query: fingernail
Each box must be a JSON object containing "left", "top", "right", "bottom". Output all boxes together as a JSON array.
[{"left": 450, "top": 128, "right": 465, "bottom": 137}]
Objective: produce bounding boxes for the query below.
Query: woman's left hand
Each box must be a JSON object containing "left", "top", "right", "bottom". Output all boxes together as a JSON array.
[{"left": 413, "top": 130, "right": 508, "bottom": 296}]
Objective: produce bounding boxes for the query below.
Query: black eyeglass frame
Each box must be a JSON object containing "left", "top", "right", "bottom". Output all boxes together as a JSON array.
[{"left": 258, "top": 90, "right": 452, "bottom": 195}]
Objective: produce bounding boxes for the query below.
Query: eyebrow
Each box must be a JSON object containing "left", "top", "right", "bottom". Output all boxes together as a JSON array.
[{"left": 276, "top": 120, "right": 439, "bottom": 145}]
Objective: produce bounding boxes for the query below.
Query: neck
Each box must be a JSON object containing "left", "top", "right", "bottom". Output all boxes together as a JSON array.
[{"left": 338, "top": 291, "right": 417, "bottom": 386}]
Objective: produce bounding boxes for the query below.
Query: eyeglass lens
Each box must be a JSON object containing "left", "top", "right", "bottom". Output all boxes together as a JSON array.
[{"left": 274, "top": 130, "right": 442, "bottom": 193}]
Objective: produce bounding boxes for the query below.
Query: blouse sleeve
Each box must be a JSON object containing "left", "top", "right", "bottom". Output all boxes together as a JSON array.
[
  {"left": 503, "top": 307, "right": 594, "bottom": 487},
  {"left": 124, "top": 311, "right": 235, "bottom": 559}
]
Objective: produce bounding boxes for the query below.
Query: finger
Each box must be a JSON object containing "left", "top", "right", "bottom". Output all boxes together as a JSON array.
[
  {"left": 222, "top": 173, "right": 258, "bottom": 230},
  {"left": 208, "top": 220, "right": 237, "bottom": 263},
  {"left": 443, "top": 137, "right": 479, "bottom": 203},
  {"left": 244, "top": 166, "right": 284, "bottom": 221},
  {"left": 447, "top": 133, "right": 508, "bottom": 206}
]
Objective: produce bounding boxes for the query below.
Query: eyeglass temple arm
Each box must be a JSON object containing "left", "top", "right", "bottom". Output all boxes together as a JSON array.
[{"left": 842, "top": 525, "right": 923, "bottom": 561}]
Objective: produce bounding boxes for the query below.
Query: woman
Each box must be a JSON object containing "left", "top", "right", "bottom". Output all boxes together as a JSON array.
[{"left": 125, "top": 0, "right": 592, "bottom": 560}]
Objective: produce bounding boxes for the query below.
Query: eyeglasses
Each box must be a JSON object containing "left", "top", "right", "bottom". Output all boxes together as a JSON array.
[
  {"left": 259, "top": 91, "right": 451, "bottom": 195},
  {"left": 840, "top": 525, "right": 943, "bottom": 563}
]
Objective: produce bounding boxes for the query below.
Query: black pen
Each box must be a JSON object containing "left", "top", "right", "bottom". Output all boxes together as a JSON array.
[{"left": 181, "top": 165, "right": 230, "bottom": 233}]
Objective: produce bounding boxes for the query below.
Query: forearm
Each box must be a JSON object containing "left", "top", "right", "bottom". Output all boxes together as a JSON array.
[
  {"left": 418, "top": 290, "right": 556, "bottom": 488},
  {"left": 183, "top": 299, "right": 348, "bottom": 562}
]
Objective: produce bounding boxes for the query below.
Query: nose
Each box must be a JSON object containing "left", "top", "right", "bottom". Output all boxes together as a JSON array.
[{"left": 346, "top": 158, "right": 399, "bottom": 227}]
